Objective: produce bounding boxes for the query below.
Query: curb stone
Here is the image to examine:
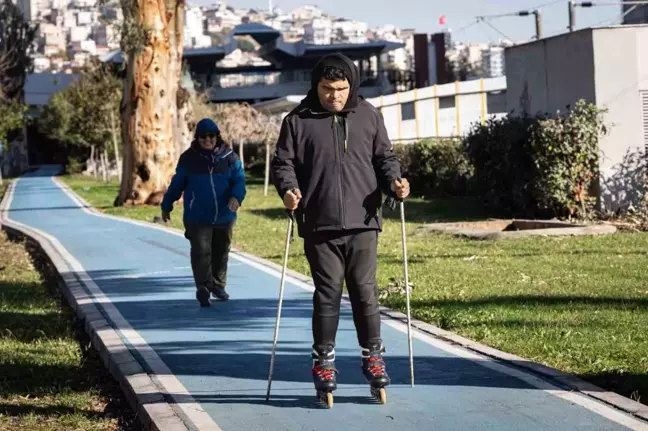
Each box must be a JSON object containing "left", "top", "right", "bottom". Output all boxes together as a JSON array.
[
  {"left": 0, "top": 181, "right": 192, "bottom": 431},
  {"left": 52, "top": 177, "right": 648, "bottom": 424}
]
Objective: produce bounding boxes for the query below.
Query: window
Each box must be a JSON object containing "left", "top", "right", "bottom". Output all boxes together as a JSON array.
[
  {"left": 438, "top": 96, "right": 455, "bottom": 109},
  {"left": 487, "top": 91, "right": 506, "bottom": 114},
  {"left": 401, "top": 101, "right": 415, "bottom": 121}
]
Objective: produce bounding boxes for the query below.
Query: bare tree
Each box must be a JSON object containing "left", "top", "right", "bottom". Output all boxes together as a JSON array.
[
  {"left": 259, "top": 114, "right": 281, "bottom": 196},
  {"left": 188, "top": 94, "right": 281, "bottom": 193}
]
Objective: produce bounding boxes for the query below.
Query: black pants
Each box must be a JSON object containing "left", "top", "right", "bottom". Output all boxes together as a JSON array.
[
  {"left": 184, "top": 223, "right": 233, "bottom": 291},
  {"left": 304, "top": 229, "right": 382, "bottom": 353}
]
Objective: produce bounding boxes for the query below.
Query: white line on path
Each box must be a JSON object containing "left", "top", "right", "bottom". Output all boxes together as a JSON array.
[{"left": 4, "top": 177, "right": 223, "bottom": 431}]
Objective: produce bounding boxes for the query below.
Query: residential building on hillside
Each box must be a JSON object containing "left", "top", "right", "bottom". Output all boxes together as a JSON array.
[{"left": 481, "top": 46, "right": 505, "bottom": 77}]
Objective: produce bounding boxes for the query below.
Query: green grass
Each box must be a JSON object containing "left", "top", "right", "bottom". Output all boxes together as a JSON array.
[
  {"left": 0, "top": 182, "right": 135, "bottom": 430},
  {"left": 61, "top": 173, "right": 648, "bottom": 405}
]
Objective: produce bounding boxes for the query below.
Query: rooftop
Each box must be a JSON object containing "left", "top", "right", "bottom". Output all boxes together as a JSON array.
[
  {"left": 24, "top": 72, "right": 80, "bottom": 106},
  {"left": 228, "top": 23, "right": 281, "bottom": 45},
  {"left": 100, "top": 23, "right": 405, "bottom": 66}
]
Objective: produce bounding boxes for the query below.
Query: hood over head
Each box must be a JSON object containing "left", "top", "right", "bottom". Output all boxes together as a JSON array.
[
  {"left": 305, "top": 53, "right": 360, "bottom": 112},
  {"left": 194, "top": 118, "right": 220, "bottom": 138},
  {"left": 191, "top": 118, "right": 228, "bottom": 156}
]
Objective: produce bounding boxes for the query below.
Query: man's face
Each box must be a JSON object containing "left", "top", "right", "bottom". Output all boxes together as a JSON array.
[
  {"left": 198, "top": 133, "right": 217, "bottom": 150},
  {"left": 317, "top": 78, "right": 350, "bottom": 113}
]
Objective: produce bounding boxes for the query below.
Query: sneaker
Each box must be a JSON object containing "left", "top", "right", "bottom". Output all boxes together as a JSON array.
[
  {"left": 196, "top": 286, "right": 211, "bottom": 307},
  {"left": 211, "top": 287, "right": 229, "bottom": 301}
]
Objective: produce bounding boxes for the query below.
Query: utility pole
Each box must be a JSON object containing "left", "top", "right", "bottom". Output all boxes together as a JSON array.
[
  {"left": 477, "top": 7, "right": 544, "bottom": 41},
  {"left": 517, "top": 9, "right": 543, "bottom": 39},
  {"left": 568, "top": 0, "right": 576, "bottom": 31},
  {"left": 534, "top": 9, "right": 543, "bottom": 39},
  {"left": 570, "top": 1, "right": 648, "bottom": 30}
]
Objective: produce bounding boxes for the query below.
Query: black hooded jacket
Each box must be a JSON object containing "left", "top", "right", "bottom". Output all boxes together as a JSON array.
[{"left": 270, "top": 53, "right": 401, "bottom": 237}]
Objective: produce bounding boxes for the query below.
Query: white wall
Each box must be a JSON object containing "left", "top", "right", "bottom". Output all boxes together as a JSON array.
[
  {"left": 592, "top": 26, "right": 648, "bottom": 210},
  {"left": 505, "top": 25, "right": 648, "bottom": 211},
  {"left": 365, "top": 77, "right": 507, "bottom": 143},
  {"left": 505, "top": 29, "right": 596, "bottom": 117}
]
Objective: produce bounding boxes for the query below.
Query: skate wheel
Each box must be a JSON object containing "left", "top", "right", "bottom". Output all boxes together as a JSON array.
[
  {"left": 378, "top": 387, "right": 386, "bottom": 404},
  {"left": 371, "top": 386, "right": 387, "bottom": 404},
  {"left": 316, "top": 391, "right": 334, "bottom": 408},
  {"left": 326, "top": 392, "right": 334, "bottom": 408}
]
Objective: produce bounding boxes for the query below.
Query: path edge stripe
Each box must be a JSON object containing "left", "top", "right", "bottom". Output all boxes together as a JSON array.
[{"left": 0, "top": 178, "right": 196, "bottom": 431}]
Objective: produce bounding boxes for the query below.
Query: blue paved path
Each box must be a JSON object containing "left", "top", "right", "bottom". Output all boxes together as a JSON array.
[{"left": 3, "top": 166, "right": 646, "bottom": 430}]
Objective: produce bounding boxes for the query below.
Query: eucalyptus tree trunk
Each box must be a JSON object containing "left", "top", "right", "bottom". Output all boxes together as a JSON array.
[{"left": 116, "top": 0, "right": 186, "bottom": 206}]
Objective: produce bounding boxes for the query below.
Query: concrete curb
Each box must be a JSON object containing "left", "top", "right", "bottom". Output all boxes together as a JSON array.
[
  {"left": 45, "top": 177, "right": 648, "bottom": 424},
  {"left": 0, "top": 180, "right": 191, "bottom": 431}
]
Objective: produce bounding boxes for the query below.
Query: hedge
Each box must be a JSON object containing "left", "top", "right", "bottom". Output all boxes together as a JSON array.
[{"left": 393, "top": 99, "right": 606, "bottom": 219}]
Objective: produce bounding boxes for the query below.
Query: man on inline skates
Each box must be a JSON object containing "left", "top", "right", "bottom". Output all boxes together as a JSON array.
[{"left": 270, "top": 53, "right": 410, "bottom": 401}]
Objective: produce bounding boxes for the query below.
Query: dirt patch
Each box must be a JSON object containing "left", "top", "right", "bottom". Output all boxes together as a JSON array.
[{"left": 414, "top": 218, "right": 617, "bottom": 240}]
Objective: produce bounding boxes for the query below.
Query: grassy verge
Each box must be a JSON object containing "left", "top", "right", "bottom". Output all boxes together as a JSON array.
[
  {"left": 0, "top": 182, "right": 136, "bottom": 430},
  {"left": 62, "top": 173, "right": 648, "bottom": 405}
]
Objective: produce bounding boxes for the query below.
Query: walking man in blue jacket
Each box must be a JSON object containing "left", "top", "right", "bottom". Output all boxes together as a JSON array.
[{"left": 161, "top": 118, "right": 246, "bottom": 307}]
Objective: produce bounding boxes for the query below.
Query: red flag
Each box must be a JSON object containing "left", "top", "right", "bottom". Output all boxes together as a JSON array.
[{"left": 439, "top": 15, "right": 446, "bottom": 25}]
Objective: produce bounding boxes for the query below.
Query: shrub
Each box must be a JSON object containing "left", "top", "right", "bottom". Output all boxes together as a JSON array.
[
  {"left": 464, "top": 99, "right": 606, "bottom": 219},
  {"left": 65, "top": 156, "right": 85, "bottom": 174},
  {"left": 395, "top": 138, "right": 473, "bottom": 197},
  {"left": 463, "top": 114, "right": 536, "bottom": 214}
]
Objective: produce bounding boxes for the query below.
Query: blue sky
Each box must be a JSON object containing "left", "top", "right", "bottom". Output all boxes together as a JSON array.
[{"left": 191, "top": 0, "right": 625, "bottom": 43}]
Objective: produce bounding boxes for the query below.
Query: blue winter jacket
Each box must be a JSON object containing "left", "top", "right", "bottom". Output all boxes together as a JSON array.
[{"left": 161, "top": 141, "right": 246, "bottom": 226}]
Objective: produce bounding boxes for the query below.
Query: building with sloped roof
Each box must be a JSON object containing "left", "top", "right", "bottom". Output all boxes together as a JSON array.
[
  {"left": 101, "top": 23, "right": 406, "bottom": 104},
  {"left": 23, "top": 72, "right": 80, "bottom": 109}
]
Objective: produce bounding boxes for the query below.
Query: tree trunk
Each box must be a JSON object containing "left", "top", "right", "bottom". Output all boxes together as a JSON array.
[
  {"left": 238, "top": 139, "right": 244, "bottom": 169},
  {"left": 101, "top": 149, "right": 109, "bottom": 183},
  {"left": 0, "top": 149, "right": 4, "bottom": 186},
  {"left": 116, "top": 0, "right": 185, "bottom": 206},
  {"left": 110, "top": 110, "right": 122, "bottom": 183},
  {"left": 264, "top": 142, "right": 270, "bottom": 196},
  {"left": 175, "top": 85, "right": 192, "bottom": 157},
  {"left": 90, "top": 145, "right": 97, "bottom": 179}
]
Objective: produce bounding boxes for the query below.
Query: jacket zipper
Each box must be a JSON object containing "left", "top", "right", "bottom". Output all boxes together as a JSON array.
[
  {"left": 189, "top": 192, "right": 195, "bottom": 210},
  {"left": 333, "top": 115, "right": 346, "bottom": 229},
  {"left": 344, "top": 119, "right": 348, "bottom": 153},
  {"left": 208, "top": 166, "right": 218, "bottom": 223}
]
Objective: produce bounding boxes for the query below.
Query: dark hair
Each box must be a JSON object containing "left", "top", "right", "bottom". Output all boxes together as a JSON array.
[{"left": 321, "top": 65, "right": 347, "bottom": 82}]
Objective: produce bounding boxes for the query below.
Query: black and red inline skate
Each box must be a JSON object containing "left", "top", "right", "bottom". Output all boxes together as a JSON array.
[
  {"left": 361, "top": 344, "right": 390, "bottom": 404},
  {"left": 312, "top": 348, "right": 338, "bottom": 408}
]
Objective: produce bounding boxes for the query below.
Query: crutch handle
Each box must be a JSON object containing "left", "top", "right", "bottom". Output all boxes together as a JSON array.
[
  {"left": 384, "top": 195, "right": 404, "bottom": 211},
  {"left": 383, "top": 177, "right": 408, "bottom": 210}
]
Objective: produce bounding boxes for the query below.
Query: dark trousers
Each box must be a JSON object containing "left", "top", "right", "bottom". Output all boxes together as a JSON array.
[
  {"left": 184, "top": 223, "right": 233, "bottom": 291},
  {"left": 304, "top": 229, "right": 382, "bottom": 353}
]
